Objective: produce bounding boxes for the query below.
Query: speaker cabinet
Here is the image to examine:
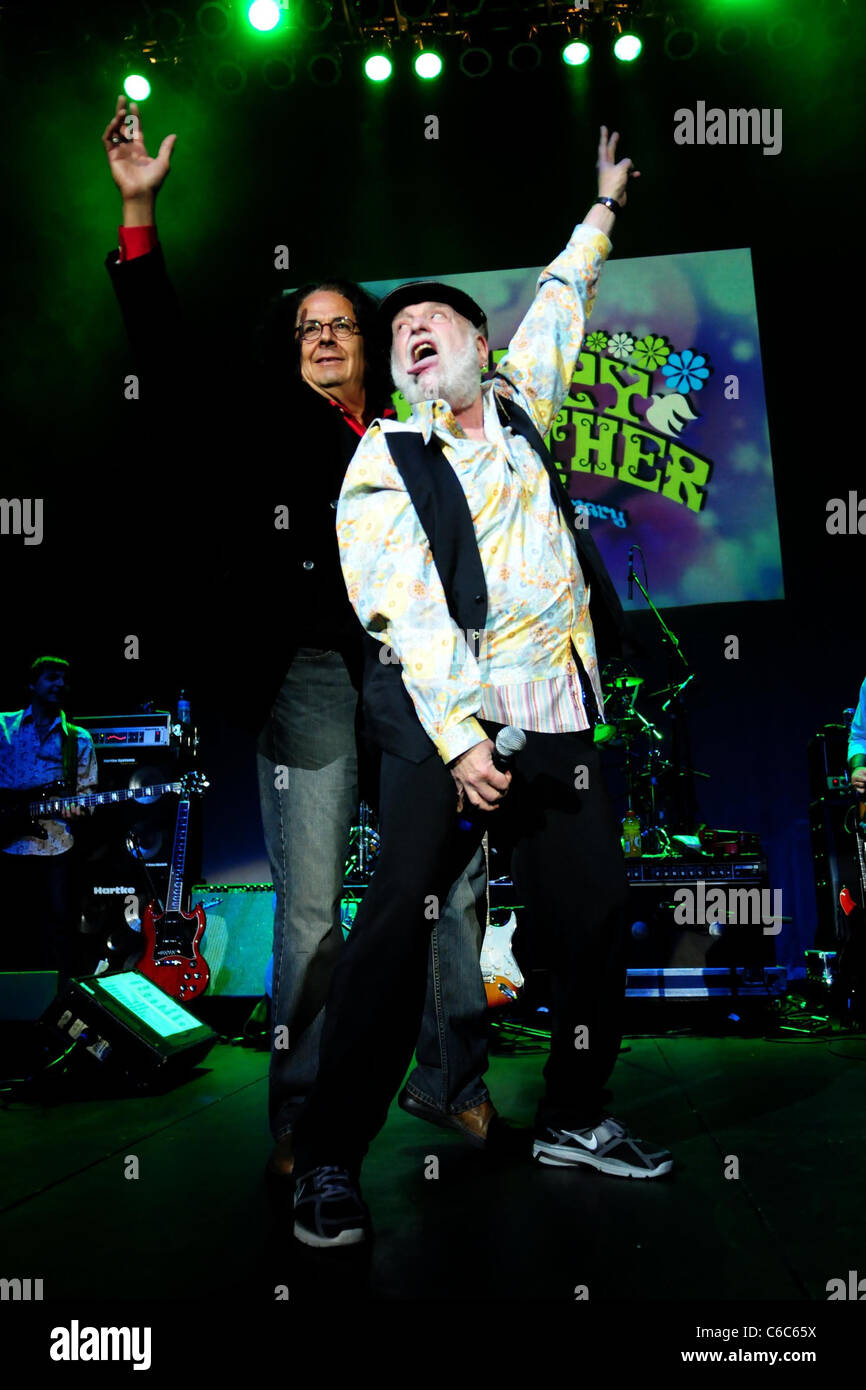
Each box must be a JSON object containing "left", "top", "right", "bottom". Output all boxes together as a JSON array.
[
  {"left": 76, "top": 746, "right": 202, "bottom": 961},
  {"left": 191, "top": 883, "right": 274, "bottom": 997}
]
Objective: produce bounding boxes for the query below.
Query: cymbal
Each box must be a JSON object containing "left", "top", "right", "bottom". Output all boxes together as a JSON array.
[{"left": 612, "top": 675, "right": 644, "bottom": 689}]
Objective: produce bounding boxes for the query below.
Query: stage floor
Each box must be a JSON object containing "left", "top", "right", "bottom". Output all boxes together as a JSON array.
[{"left": 1, "top": 1025, "right": 864, "bottom": 1304}]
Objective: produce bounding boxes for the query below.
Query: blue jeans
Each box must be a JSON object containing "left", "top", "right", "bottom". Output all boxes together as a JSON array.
[{"left": 256, "top": 648, "right": 489, "bottom": 1141}]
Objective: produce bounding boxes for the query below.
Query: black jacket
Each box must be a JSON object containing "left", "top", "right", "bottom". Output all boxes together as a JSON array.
[{"left": 105, "top": 244, "right": 374, "bottom": 733}]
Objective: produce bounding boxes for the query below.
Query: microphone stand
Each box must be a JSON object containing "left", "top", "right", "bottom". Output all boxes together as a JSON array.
[{"left": 627, "top": 548, "right": 698, "bottom": 833}]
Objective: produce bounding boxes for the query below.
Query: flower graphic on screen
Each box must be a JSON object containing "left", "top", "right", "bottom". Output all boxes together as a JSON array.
[
  {"left": 607, "top": 333, "right": 635, "bottom": 360},
  {"left": 585, "top": 331, "right": 608, "bottom": 351},
  {"left": 661, "top": 349, "right": 711, "bottom": 393},
  {"left": 631, "top": 335, "right": 671, "bottom": 371}
]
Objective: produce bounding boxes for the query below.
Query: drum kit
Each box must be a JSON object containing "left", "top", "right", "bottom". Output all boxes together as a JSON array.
[{"left": 598, "top": 661, "right": 708, "bottom": 853}]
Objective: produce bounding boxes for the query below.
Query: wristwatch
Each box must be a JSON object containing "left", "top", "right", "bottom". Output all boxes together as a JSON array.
[{"left": 595, "top": 196, "right": 622, "bottom": 213}]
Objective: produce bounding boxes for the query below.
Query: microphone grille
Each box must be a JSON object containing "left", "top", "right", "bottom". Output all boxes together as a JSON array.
[{"left": 495, "top": 726, "right": 526, "bottom": 758}]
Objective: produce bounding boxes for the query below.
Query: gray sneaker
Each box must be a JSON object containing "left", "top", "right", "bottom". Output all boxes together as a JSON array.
[
  {"left": 532, "top": 1117, "right": 673, "bottom": 1178},
  {"left": 293, "top": 1165, "right": 371, "bottom": 1247}
]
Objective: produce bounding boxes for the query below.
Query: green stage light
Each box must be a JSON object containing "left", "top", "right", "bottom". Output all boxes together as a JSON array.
[
  {"left": 614, "top": 33, "right": 642, "bottom": 61},
  {"left": 123, "top": 74, "right": 151, "bottom": 101},
  {"left": 562, "top": 40, "right": 590, "bottom": 66},
  {"left": 248, "top": 0, "right": 281, "bottom": 30},
  {"left": 414, "top": 51, "right": 443, "bottom": 79},
  {"left": 364, "top": 53, "right": 392, "bottom": 82}
]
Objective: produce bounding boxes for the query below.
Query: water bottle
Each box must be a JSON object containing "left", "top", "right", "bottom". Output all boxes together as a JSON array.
[
  {"left": 177, "top": 691, "right": 191, "bottom": 726},
  {"left": 622, "top": 807, "right": 642, "bottom": 857}
]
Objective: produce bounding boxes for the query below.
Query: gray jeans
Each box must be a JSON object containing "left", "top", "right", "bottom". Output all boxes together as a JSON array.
[{"left": 256, "top": 648, "right": 490, "bottom": 1140}]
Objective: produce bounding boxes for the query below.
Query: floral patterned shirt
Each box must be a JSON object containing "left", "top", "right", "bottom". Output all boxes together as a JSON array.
[
  {"left": 0, "top": 707, "right": 98, "bottom": 855},
  {"left": 337, "top": 223, "right": 612, "bottom": 764}
]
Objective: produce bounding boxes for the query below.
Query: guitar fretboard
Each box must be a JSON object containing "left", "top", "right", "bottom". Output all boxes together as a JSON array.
[
  {"left": 166, "top": 799, "right": 191, "bottom": 914},
  {"left": 25, "top": 783, "right": 181, "bottom": 818}
]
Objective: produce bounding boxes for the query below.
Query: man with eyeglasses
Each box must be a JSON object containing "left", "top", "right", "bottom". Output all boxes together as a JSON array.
[{"left": 101, "top": 95, "right": 498, "bottom": 1182}]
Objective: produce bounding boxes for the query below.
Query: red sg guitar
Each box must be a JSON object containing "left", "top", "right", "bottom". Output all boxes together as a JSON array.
[{"left": 136, "top": 772, "right": 210, "bottom": 1002}]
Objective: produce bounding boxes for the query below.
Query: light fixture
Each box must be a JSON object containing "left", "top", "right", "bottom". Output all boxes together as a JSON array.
[
  {"left": 562, "top": 39, "right": 590, "bottom": 66},
  {"left": 308, "top": 50, "right": 342, "bottom": 85},
  {"left": 123, "top": 74, "right": 152, "bottom": 100},
  {"left": 459, "top": 46, "right": 492, "bottom": 78},
  {"left": 414, "top": 48, "right": 443, "bottom": 79}
]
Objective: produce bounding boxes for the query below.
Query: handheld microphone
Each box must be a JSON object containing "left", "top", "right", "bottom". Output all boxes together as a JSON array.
[
  {"left": 492, "top": 725, "right": 526, "bottom": 771},
  {"left": 457, "top": 726, "right": 525, "bottom": 830},
  {"left": 627, "top": 546, "right": 634, "bottom": 601}
]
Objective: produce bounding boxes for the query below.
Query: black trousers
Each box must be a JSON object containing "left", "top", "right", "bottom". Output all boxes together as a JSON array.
[{"left": 292, "top": 726, "right": 630, "bottom": 1175}]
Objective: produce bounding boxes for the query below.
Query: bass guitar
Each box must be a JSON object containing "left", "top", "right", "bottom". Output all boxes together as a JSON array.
[
  {"left": 136, "top": 774, "right": 211, "bottom": 1002},
  {"left": 0, "top": 773, "right": 199, "bottom": 848}
]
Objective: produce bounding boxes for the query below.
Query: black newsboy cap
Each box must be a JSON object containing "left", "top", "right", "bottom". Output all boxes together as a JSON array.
[{"left": 377, "top": 280, "right": 488, "bottom": 335}]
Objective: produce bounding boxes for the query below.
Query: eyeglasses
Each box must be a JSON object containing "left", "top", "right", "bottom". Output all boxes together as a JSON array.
[{"left": 295, "top": 317, "right": 360, "bottom": 342}]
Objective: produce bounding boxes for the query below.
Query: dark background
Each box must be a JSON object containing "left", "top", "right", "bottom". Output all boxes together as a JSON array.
[{"left": 0, "top": 0, "right": 862, "bottom": 972}]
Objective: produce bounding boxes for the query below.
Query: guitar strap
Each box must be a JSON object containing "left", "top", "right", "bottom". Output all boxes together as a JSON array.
[{"left": 61, "top": 718, "right": 78, "bottom": 793}]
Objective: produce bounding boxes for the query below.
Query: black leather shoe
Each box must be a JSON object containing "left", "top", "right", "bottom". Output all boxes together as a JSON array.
[{"left": 398, "top": 1087, "right": 496, "bottom": 1149}]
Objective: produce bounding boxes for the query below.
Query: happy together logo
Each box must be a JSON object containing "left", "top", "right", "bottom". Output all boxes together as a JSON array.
[
  {"left": 391, "top": 331, "right": 716, "bottom": 517},
  {"left": 540, "top": 332, "right": 714, "bottom": 514}
]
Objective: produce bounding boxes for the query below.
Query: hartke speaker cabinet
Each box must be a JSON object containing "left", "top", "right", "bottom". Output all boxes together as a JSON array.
[{"left": 76, "top": 746, "right": 202, "bottom": 956}]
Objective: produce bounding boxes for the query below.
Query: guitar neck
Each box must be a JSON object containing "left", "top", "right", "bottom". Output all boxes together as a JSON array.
[
  {"left": 25, "top": 782, "right": 182, "bottom": 819},
  {"left": 166, "top": 798, "right": 192, "bottom": 914},
  {"left": 856, "top": 800, "right": 866, "bottom": 903}
]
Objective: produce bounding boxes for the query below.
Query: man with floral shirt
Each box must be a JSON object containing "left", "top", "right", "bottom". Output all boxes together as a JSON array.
[
  {"left": 0, "top": 657, "right": 96, "bottom": 983},
  {"left": 292, "top": 128, "right": 673, "bottom": 1250}
]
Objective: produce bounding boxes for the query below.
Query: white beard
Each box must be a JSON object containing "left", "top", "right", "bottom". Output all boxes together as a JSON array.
[{"left": 392, "top": 328, "right": 481, "bottom": 412}]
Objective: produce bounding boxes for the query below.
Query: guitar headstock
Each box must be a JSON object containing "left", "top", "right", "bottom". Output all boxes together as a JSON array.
[{"left": 180, "top": 769, "right": 211, "bottom": 796}]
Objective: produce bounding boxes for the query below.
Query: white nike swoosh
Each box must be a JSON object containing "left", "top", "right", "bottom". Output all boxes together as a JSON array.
[{"left": 567, "top": 1131, "right": 599, "bottom": 1150}]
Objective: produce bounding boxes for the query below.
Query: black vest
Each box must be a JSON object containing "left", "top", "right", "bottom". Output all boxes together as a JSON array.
[{"left": 361, "top": 388, "right": 628, "bottom": 762}]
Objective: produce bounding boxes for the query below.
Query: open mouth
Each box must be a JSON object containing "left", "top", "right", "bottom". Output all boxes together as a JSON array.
[{"left": 408, "top": 341, "right": 439, "bottom": 376}]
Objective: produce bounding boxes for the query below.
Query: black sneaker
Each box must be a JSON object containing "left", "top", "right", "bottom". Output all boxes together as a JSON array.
[
  {"left": 293, "top": 1165, "right": 371, "bottom": 1248},
  {"left": 532, "top": 1117, "right": 673, "bottom": 1179}
]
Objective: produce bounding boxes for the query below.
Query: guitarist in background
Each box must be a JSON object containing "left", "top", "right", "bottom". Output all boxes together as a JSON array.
[{"left": 0, "top": 657, "right": 97, "bottom": 983}]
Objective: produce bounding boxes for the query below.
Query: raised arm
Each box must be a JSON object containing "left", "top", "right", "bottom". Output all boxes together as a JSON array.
[
  {"left": 495, "top": 126, "right": 639, "bottom": 436},
  {"left": 102, "top": 93, "right": 176, "bottom": 230}
]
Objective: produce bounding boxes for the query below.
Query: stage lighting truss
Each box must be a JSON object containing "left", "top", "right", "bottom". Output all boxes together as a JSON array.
[{"left": 98, "top": 0, "right": 854, "bottom": 96}]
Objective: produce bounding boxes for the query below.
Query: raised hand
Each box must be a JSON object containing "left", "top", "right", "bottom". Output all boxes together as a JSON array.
[
  {"left": 101, "top": 94, "right": 176, "bottom": 204},
  {"left": 597, "top": 126, "right": 639, "bottom": 207}
]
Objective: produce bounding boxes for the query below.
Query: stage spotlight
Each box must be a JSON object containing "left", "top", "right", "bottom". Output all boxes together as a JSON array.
[
  {"left": 247, "top": 0, "right": 281, "bottom": 31},
  {"left": 562, "top": 40, "right": 590, "bottom": 66},
  {"left": 767, "top": 17, "right": 803, "bottom": 50},
  {"left": 213, "top": 60, "right": 247, "bottom": 93},
  {"left": 296, "top": 0, "right": 333, "bottom": 31},
  {"left": 459, "top": 46, "right": 492, "bottom": 78},
  {"left": 308, "top": 50, "right": 342, "bottom": 85},
  {"left": 364, "top": 52, "right": 392, "bottom": 82},
  {"left": 123, "top": 74, "right": 151, "bottom": 100},
  {"left": 715, "top": 24, "right": 749, "bottom": 56},
  {"left": 414, "top": 49, "right": 443, "bottom": 79},
  {"left": 196, "top": 2, "right": 231, "bottom": 39},
  {"left": 613, "top": 32, "right": 642, "bottom": 62},
  {"left": 263, "top": 57, "right": 295, "bottom": 89},
  {"left": 664, "top": 27, "right": 698, "bottom": 61},
  {"left": 508, "top": 41, "right": 541, "bottom": 73}
]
